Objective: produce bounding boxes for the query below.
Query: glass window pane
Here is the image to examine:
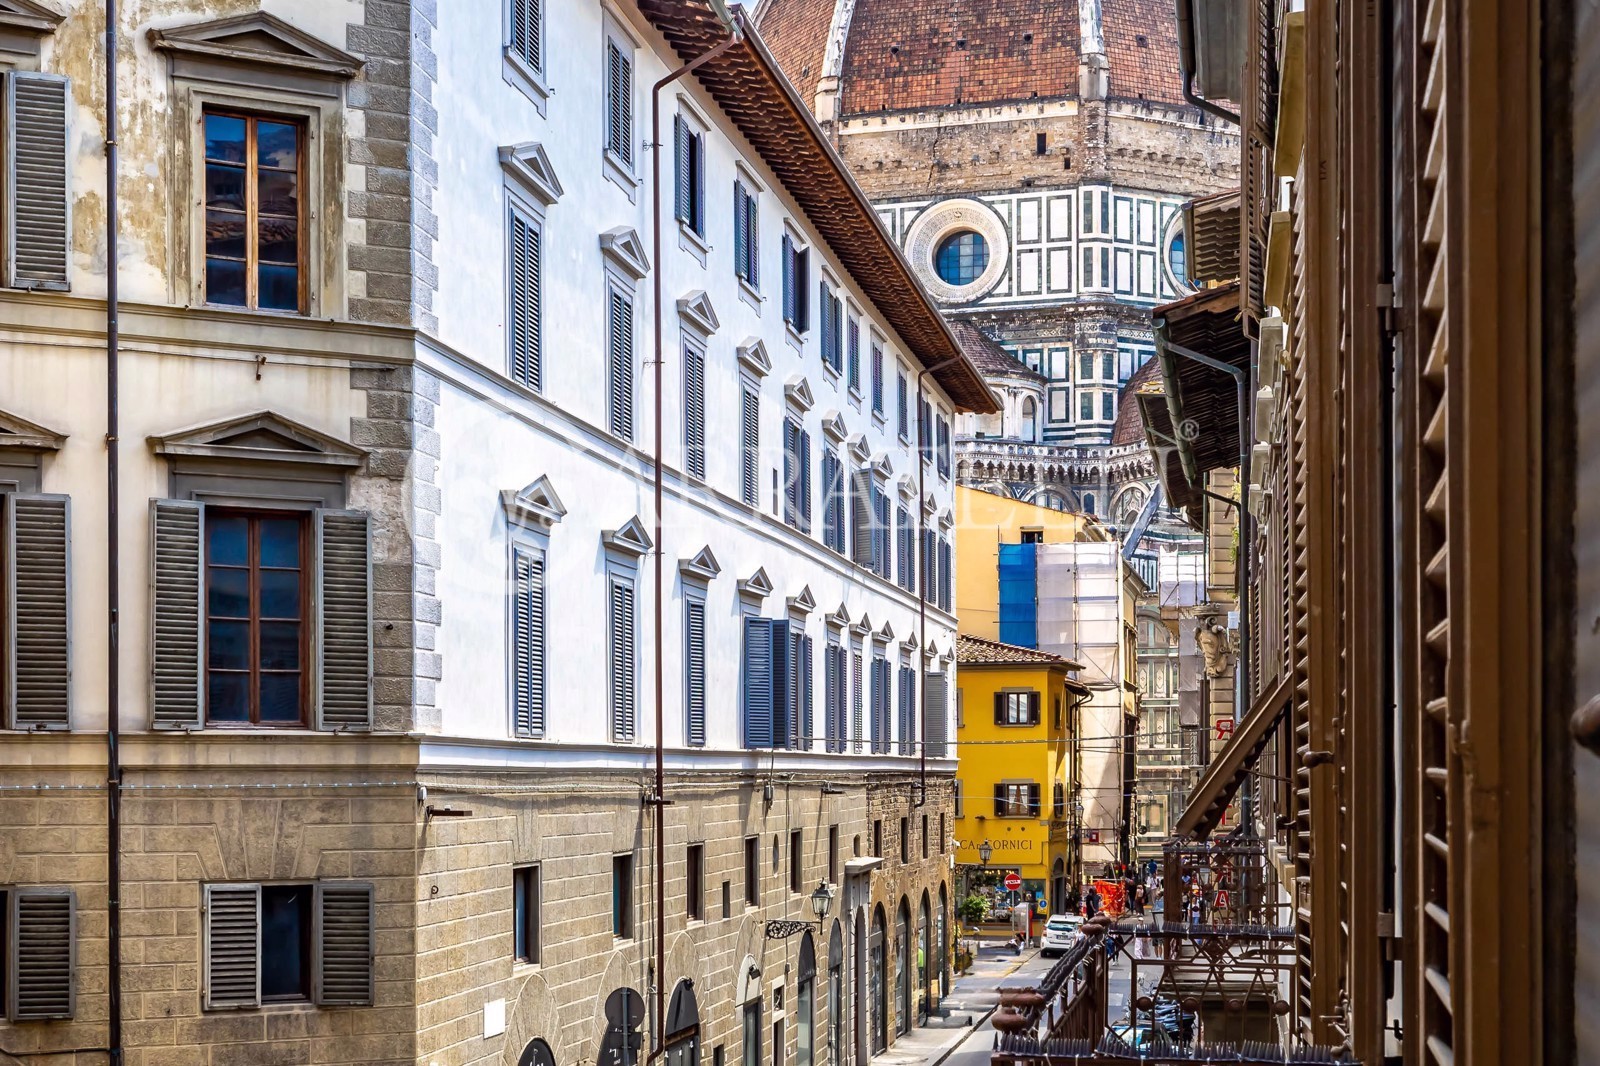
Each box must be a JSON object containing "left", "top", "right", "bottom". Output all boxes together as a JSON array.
[
  {"left": 205, "top": 258, "right": 246, "bottom": 307},
  {"left": 207, "top": 672, "right": 249, "bottom": 721},
  {"left": 258, "top": 265, "right": 300, "bottom": 312},
  {"left": 204, "top": 114, "right": 247, "bottom": 163},
  {"left": 514, "top": 874, "right": 529, "bottom": 960},
  {"left": 258, "top": 217, "right": 298, "bottom": 264},
  {"left": 205, "top": 211, "right": 247, "bottom": 260},
  {"left": 207, "top": 567, "right": 250, "bottom": 619},
  {"left": 259, "top": 518, "right": 302, "bottom": 568},
  {"left": 208, "top": 620, "right": 250, "bottom": 670},
  {"left": 259, "top": 621, "right": 301, "bottom": 670},
  {"left": 205, "top": 164, "right": 246, "bottom": 209},
  {"left": 258, "top": 673, "right": 302, "bottom": 723},
  {"left": 260, "top": 885, "right": 309, "bottom": 998},
  {"left": 207, "top": 514, "right": 248, "bottom": 566},
  {"left": 257, "top": 170, "right": 298, "bottom": 218},
  {"left": 257, "top": 121, "right": 300, "bottom": 169},
  {"left": 259, "top": 569, "right": 302, "bottom": 620}
]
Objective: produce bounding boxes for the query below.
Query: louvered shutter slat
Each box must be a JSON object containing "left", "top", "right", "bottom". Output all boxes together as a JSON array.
[
  {"left": 610, "top": 292, "right": 635, "bottom": 440},
  {"left": 610, "top": 581, "right": 636, "bottom": 742},
  {"left": 6, "top": 73, "right": 70, "bottom": 290},
  {"left": 510, "top": 212, "right": 543, "bottom": 391},
  {"left": 923, "top": 673, "right": 947, "bottom": 758},
  {"left": 685, "top": 346, "right": 706, "bottom": 479},
  {"left": 799, "top": 430, "right": 813, "bottom": 533},
  {"left": 686, "top": 600, "right": 706, "bottom": 746},
  {"left": 674, "top": 116, "right": 690, "bottom": 223},
  {"left": 315, "top": 882, "right": 374, "bottom": 1007},
  {"left": 851, "top": 471, "right": 873, "bottom": 566},
  {"left": 513, "top": 548, "right": 545, "bottom": 737},
  {"left": 203, "top": 884, "right": 260, "bottom": 1010},
  {"left": 9, "top": 888, "right": 74, "bottom": 1020},
  {"left": 150, "top": 500, "right": 203, "bottom": 728},
  {"left": 741, "top": 388, "right": 760, "bottom": 505},
  {"left": 743, "top": 618, "right": 773, "bottom": 748},
  {"left": 315, "top": 511, "right": 372, "bottom": 731},
  {"left": 8, "top": 495, "right": 70, "bottom": 729}
]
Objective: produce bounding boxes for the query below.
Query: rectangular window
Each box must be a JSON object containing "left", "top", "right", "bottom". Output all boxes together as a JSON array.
[
  {"left": 921, "top": 815, "right": 929, "bottom": 859},
  {"left": 687, "top": 844, "right": 705, "bottom": 921},
  {"left": 1080, "top": 391, "right": 1094, "bottom": 421},
  {"left": 203, "top": 111, "right": 305, "bottom": 312},
  {"left": 847, "top": 317, "right": 862, "bottom": 394},
  {"left": 995, "top": 691, "right": 1041, "bottom": 726},
  {"left": 1020, "top": 529, "right": 1044, "bottom": 544},
  {"left": 608, "top": 287, "right": 636, "bottom": 440},
  {"left": 954, "top": 779, "right": 964, "bottom": 816},
  {"left": 605, "top": 38, "right": 634, "bottom": 167},
  {"left": 740, "top": 385, "right": 760, "bottom": 506},
  {"left": 684, "top": 338, "right": 707, "bottom": 479},
  {"left": 508, "top": 205, "right": 543, "bottom": 389},
  {"left": 608, "top": 577, "right": 638, "bottom": 742},
  {"left": 509, "top": 0, "right": 543, "bottom": 73},
  {"left": 259, "top": 884, "right": 312, "bottom": 1000},
  {"left": 511, "top": 545, "right": 546, "bottom": 738},
  {"left": 1102, "top": 392, "right": 1115, "bottom": 421},
  {"left": 743, "top": 1001, "right": 763, "bottom": 1066},
  {"left": 514, "top": 865, "right": 541, "bottom": 964},
  {"left": 722, "top": 880, "right": 732, "bottom": 920},
  {"left": 872, "top": 819, "right": 883, "bottom": 858},
  {"left": 684, "top": 598, "right": 707, "bottom": 746},
  {"left": 674, "top": 116, "right": 705, "bottom": 236},
  {"left": 203, "top": 882, "right": 373, "bottom": 1010},
  {"left": 1079, "top": 353, "right": 1094, "bottom": 380},
  {"left": 782, "top": 234, "right": 809, "bottom": 330},
  {"left": 790, "top": 829, "right": 803, "bottom": 894},
  {"left": 828, "top": 826, "right": 839, "bottom": 883},
  {"left": 745, "top": 836, "right": 760, "bottom": 906},
  {"left": 871, "top": 345, "right": 885, "bottom": 414},
  {"left": 1103, "top": 352, "right": 1116, "bottom": 379},
  {"left": 898, "top": 817, "right": 909, "bottom": 863},
  {"left": 936, "top": 415, "right": 951, "bottom": 477},
  {"left": 993, "top": 782, "right": 1042, "bottom": 818},
  {"left": 896, "top": 372, "right": 908, "bottom": 438},
  {"left": 734, "top": 181, "right": 760, "bottom": 287},
  {"left": 613, "top": 855, "right": 634, "bottom": 938},
  {"left": 938, "top": 814, "right": 945, "bottom": 854},
  {"left": 0, "top": 888, "right": 75, "bottom": 1020},
  {"left": 205, "top": 510, "right": 308, "bottom": 726}
]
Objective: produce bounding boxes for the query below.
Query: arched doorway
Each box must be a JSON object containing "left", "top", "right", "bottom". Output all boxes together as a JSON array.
[
  {"left": 518, "top": 1039, "right": 556, "bottom": 1066},
  {"left": 894, "top": 899, "right": 911, "bottom": 1036},
  {"left": 665, "top": 981, "right": 700, "bottom": 1066},
  {"left": 600, "top": 988, "right": 645, "bottom": 1066},
  {"left": 917, "top": 893, "right": 931, "bottom": 1024},
  {"left": 937, "top": 885, "right": 949, "bottom": 998},
  {"left": 869, "top": 905, "right": 887, "bottom": 1054},
  {"left": 797, "top": 933, "right": 816, "bottom": 1066},
  {"left": 827, "top": 920, "right": 844, "bottom": 1066}
]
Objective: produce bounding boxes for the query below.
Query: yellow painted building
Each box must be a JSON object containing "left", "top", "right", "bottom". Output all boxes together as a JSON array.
[
  {"left": 954, "top": 486, "right": 1106, "bottom": 637},
  {"left": 952, "top": 634, "right": 1090, "bottom": 916}
]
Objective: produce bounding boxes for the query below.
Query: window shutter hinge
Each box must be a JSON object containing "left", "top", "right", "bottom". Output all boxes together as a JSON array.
[{"left": 1376, "top": 283, "right": 1398, "bottom": 335}]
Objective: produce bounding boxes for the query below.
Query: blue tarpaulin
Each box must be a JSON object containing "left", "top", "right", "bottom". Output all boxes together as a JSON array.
[{"left": 997, "top": 542, "right": 1038, "bottom": 648}]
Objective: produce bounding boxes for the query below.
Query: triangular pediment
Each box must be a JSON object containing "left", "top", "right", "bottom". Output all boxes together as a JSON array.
[
  {"left": 876, "top": 621, "right": 895, "bottom": 642},
  {"left": 851, "top": 613, "right": 873, "bottom": 637},
  {"left": 845, "top": 433, "right": 871, "bottom": 464},
  {"left": 0, "top": 1, "right": 64, "bottom": 37},
  {"left": 147, "top": 12, "right": 362, "bottom": 79},
  {"left": 786, "top": 585, "right": 816, "bottom": 615},
  {"left": 499, "top": 142, "right": 564, "bottom": 207},
  {"left": 149, "top": 411, "right": 365, "bottom": 468},
  {"left": 678, "top": 291, "right": 721, "bottom": 336},
  {"left": 602, "top": 515, "right": 654, "bottom": 557},
  {"left": 738, "top": 338, "right": 772, "bottom": 378},
  {"left": 818, "top": 410, "right": 848, "bottom": 444},
  {"left": 826, "top": 604, "right": 851, "bottom": 629},
  {"left": 903, "top": 632, "right": 920, "bottom": 651},
  {"left": 501, "top": 475, "right": 567, "bottom": 529},
  {"left": 925, "top": 639, "right": 943, "bottom": 659},
  {"left": 738, "top": 567, "right": 773, "bottom": 601},
  {"left": 868, "top": 453, "right": 893, "bottom": 478},
  {"left": 923, "top": 491, "right": 938, "bottom": 515},
  {"left": 896, "top": 474, "right": 917, "bottom": 500},
  {"left": 936, "top": 508, "right": 954, "bottom": 532},
  {"left": 600, "top": 227, "right": 651, "bottom": 281},
  {"left": 679, "top": 545, "right": 722, "bottom": 584},
  {"left": 784, "top": 375, "right": 814, "bottom": 413},
  {"left": 0, "top": 407, "right": 64, "bottom": 452}
]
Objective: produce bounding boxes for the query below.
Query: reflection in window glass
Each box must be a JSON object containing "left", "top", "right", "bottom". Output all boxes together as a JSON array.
[
  {"left": 204, "top": 112, "right": 303, "bottom": 312},
  {"left": 934, "top": 231, "right": 989, "bottom": 286}
]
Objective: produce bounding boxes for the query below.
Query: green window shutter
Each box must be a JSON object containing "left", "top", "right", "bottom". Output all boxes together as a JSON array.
[
  {"left": 6, "top": 494, "right": 70, "bottom": 729},
  {"left": 5, "top": 73, "right": 70, "bottom": 290},
  {"left": 512, "top": 547, "right": 546, "bottom": 738},
  {"left": 609, "top": 579, "right": 637, "bottom": 742},
  {"left": 149, "top": 500, "right": 203, "bottom": 728},
  {"left": 9, "top": 887, "right": 74, "bottom": 1020},
  {"left": 314, "top": 510, "right": 372, "bottom": 731},
  {"left": 203, "top": 883, "right": 261, "bottom": 1010},
  {"left": 314, "top": 882, "right": 374, "bottom": 1007}
]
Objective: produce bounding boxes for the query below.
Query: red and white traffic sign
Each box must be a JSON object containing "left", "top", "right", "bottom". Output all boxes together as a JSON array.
[{"left": 1003, "top": 872, "right": 1023, "bottom": 891}]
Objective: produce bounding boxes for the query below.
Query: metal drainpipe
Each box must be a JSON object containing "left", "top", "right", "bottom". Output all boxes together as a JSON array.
[
  {"left": 104, "top": 0, "right": 124, "bottom": 1060},
  {"left": 1172, "top": 0, "right": 1242, "bottom": 127},
  {"left": 645, "top": 23, "right": 740, "bottom": 1065},
  {"left": 913, "top": 357, "right": 965, "bottom": 808}
]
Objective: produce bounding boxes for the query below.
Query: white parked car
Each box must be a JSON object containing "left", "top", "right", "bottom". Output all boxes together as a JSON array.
[{"left": 1040, "top": 914, "right": 1083, "bottom": 957}]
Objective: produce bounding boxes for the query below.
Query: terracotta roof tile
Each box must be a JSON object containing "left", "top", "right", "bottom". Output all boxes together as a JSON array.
[
  {"left": 754, "top": 0, "right": 836, "bottom": 109},
  {"left": 1101, "top": 0, "right": 1186, "bottom": 105},
  {"left": 956, "top": 633, "right": 1083, "bottom": 670},
  {"left": 948, "top": 320, "right": 1045, "bottom": 381},
  {"left": 1110, "top": 355, "right": 1164, "bottom": 445}
]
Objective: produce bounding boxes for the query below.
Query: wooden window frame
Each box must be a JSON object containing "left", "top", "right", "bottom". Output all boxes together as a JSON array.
[
  {"left": 204, "top": 508, "right": 311, "bottom": 727},
  {"left": 201, "top": 108, "right": 307, "bottom": 314}
]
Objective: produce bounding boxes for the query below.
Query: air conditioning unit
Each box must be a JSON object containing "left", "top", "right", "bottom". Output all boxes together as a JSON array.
[{"left": 1254, "top": 386, "right": 1276, "bottom": 444}]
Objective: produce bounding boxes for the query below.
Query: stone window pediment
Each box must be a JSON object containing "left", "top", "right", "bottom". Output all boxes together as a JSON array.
[
  {"left": 786, "top": 585, "right": 816, "bottom": 616},
  {"left": 737, "top": 567, "right": 773, "bottom": 602},
  {"left": 677, "top": 290, "right": 720, "bottom": 337},
  {"left": 501, "top": 475, "right": 568, "bottom": 530},
  {"left": 0, "top": 406, "right": 64, "bottom": 494},
  {"left": 784, "top": 375, "right": 815, "bottom": 413},
  {"left": 600, "top": 227, "right": 651, "bottom": 281},
  {"left": 0, "top": 0, "right": 63, "bottom": 61},
  {"left": 149, "top": 411, "right": 365, "bottom": 469},
  {"left": 499, "top": 142, "right": 565, "bottom": 208},
  {"left": 147, "top": 11, "right": 362, "bottom": 95},
  {"left": 601, "top": 515, "right": 654, "bottom": 558},
  {"left": 678, "top": 545, "right": 722, "bottom": 586},
  {"left": 737, "top": 337, "right": 772, "bottom": 379}
]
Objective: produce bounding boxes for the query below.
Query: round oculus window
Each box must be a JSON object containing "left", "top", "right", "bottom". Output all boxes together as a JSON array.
[{"left": 934, "top": 231, "right": 989, "bottom": 286}]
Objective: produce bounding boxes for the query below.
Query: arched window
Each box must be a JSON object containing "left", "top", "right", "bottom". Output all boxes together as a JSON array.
[
  {"left": 797, "top": 934, "right": 816, "bottom": 1066},
  {"left": 937, "top": 885, "right": 949, "bottom": 998},
  {"left": 1082, "top": 493, "right": 1096, "bottom": 515},
  {"left": 870, "top": 906, "right": 887, "bottom": 1054},
  {"left": 917, "top": 893, "right": 931, "bottom": 1021},
  {"left": 827, "top": 920, "right": 845, "bottom": 1066},
  {"left": 1020, "top": 398, "right": 1037, "bottom": 441},
  {"left": 934, "top": 231, "right": 989, "bottom": 286},
  {"left": 895, "top": 899, "right": 912, "bottom": 1035},
  {"left": 666, "top": 982, "right": 701, "bottom": 1066}
]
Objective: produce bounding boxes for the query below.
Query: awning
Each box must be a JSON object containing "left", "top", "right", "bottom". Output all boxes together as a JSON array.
[
  {"left": 1174, "top": 674, "right": 1292, "bottom": 838},
  {"left": 1136, "top": 388, "right": 1205, "bottom": 527},
  {"left": 1183, "top": 189, "right": 1242, "bottom": 286}
]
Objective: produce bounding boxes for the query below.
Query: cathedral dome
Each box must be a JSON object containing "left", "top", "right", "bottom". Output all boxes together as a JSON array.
[{"left": 755, "top": 0, "right": 1187, "bottom": 117}]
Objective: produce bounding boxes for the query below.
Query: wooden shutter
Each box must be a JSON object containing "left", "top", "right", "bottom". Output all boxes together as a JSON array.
[
  {"left": 782, "top": 420, "right": 799, "bottom": 527},
  {"left": 1026, "top": 783, "right": 1041, "bottom": 818},
  {"left": 609, "top": 290, "right": 635, "bottom": 440},
  {"left": 743, "top": 617, "right": 774, "bottom": 748},
  {"left": 740, "top": 387, "right": 760, "bottom": 505},
  {"left": 993, "top": 783, "right": 1007, "bottom": 817},
  {"left": 4, "top": 73, "right": 70, "bottom": 291},
  {"left": 822, "top": 451, "right": 839, "bottom": 551},
  {"left": 314, "top": 510, "right": 372, "bottom": 731},
  {"left": 734, "top": 182, "right": 750, "bottom": 280},
  {"left": 896, "top": 667, "right": 911, "bottom": 755},
  {"left": 685, "top": 598, "right": 706, "bottom": 746},
  {"left": 1028, "top": 691, "right": 1041, "bottom": 726},
  {"left": 923, "top": 673, "right": 947, "bottom": 758},
  {"left": 511, "top": 0, "right": 542, "bottom": 71},
  {"left": 848, "top": 317, "right": 860, "bottom": 388},
  {"left": 850, "top": 650, "right": 863, "bottom": 753},
  {"left": 742, "top": 187, "right": 759, "bottom": 286},
  {"left": 9, "top": 887, "right": 73, "bottom": 1020},
  {"left": 684, "top": 344, "right": 706, "bottom": 479},
  {"left": 794, "top": 249, "right": 809, "bottom": 330},
  {"left": 609, "top": 578, "right": 637, "bottom": 742},
  {"left": 6, "top": 495, "right": 70, "bottom": 729},
  {"left": 512, "top": 546, "right": 545, "bottom": 738},
  {"left": 150, "top": 500, "right": 203, "bottom": 728},
  {"left": 674, "top": 115, "right": 691, "bottom": 223},
  {"left": 824, "top": 642, "right": 840, "bottom": 752},
  {"left": 314, "top": 882, "right": 374, "bottom": 1007},
  {"left": 607, "top": 41, "right": 633, "bottom": 164},
  {"left": 796, "top": 633, "right": 814, "bottom": 751},
  {"left": 203, "top": 883, "right": 261, "bottom": 1010},
  {"left": 994, "top": 692, "right": 1005, "bottom": 725},
  {"left": 851, "top": 471, "right": 873, "bottom": 566},
  {"left": 798, "top": 430, "right": 813, "bottom": 534},
  {"left": 509, "top": 209, "right": 543, "bottom": 391}
]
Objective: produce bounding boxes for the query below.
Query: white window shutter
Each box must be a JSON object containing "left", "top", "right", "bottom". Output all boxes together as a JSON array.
[
  {"left": 149, "top": 499, "right": 203, "bottom": 728},
  {"left": 6, "top": 494, "right": 70, "bottom": 729},
  {"left": 512, "top": 547, "right": 546, "bottom": 738},
  {"left": 314, "top": 882, "right": 375, "bottom": 1007},
  {"left": 203, "top": 883, "right": 261, "bottom": 1010},
  {"left": 5, "top": 73, "right": 70, "bottom": 290},
  {"left": 314, "top": 510, "right": 372, "bottom": 731},
  {"left": 9, "top": 887, "right": 74, "bottom": 1020}
]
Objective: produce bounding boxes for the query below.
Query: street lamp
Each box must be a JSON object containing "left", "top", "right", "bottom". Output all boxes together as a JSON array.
[
  {"left": 978, "top": 840, "right": 993, "bottom": 866},
  {"left": 765, "top": 881, "right": 836, "bottom": 939}
]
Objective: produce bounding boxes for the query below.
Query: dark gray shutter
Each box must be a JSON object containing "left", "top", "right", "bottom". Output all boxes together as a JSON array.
[
  {"left": 203, "top": 883, "right": 260, "bottom": 1010},
  {"left": 685, "top": 344, "right": 706, "bottom": 479},
  {"left": 819, "top": 283, "right": 833, "bottom": 366},
  {"left": 607, "top": 41, "right": 633, "bottom": 164},
  {"left": 798, "top": 430, "right": 813, "bottom": 534},
  {"left": 782, "top": 235, "right": 795, "bottom": 323},
  {"left": 824, "top": 642, "right": 840, "bottom": 752},
  {"left": 674, "top": 115, "right": 690, "bottom": 223},
  {"left": 868, "top": 657, "right": 884, "bottom": 753},
  {"left": 609, "top": 579, "right": 636, "bottom": 742},
  {"left": 1027, "top": 784, "right": 1041, "bottom": 818},
  {"left": 315, "top": 510, "right": 372, "bottom": 731},
  {"left": 734, "top": 182, "right": 750, "bottom": 279},
  {"left": 511, "top": 0, "right": 542, "bottom": 71},
  {"left": 740, "top": 387, "right": 760, "bottom": 505},
  {"left": 5, "top": 73, "right": 70, "bottom": 291},
  {"left": 512, "top": 547, "right": 545, "bottom": 738},
  {"left": 923, "top": 673, "right": 947, "bottom": 757},
  {"left": 510, "top": 209, "right": 542, "bottom": 391},
  {"left": 744, "top": 190, "right": 759, "bottom": 286},
  {"left": 315, "top": 882, "right": 374, "bottom": 1007},
  {"left": 7, "top": 495, "right": 70, "bottom": 729},
  {"left": 1027, "top": 691, "right": 1041, "bottom": 726},
  {"left": 150, "top": 500, "right": 203, "bottom": 729},
  {"left": 794, "top": 249, "right": 809, "bottom": 330},
  {"left": 994, "top": 783, "right": 1007, "bottom": 816},
  {"left": 993, "top": 692, "right": 1005, "bottom": 725},
  {"left": 609, "top": 289, "right": 635, "bottom": 440},
  {"left": 850, "top": 650, "right": 863, "bottom": 752},
  {"left": 743, "top": 617, "right": 774, "bottom": 748},
  {"left": 782, "top": 420, "right": 799, "bottom": 527},
  {"left": 851, "top": 471, "right": 873, "bottom": 566},
  {"left": 9, "top": 887, "right": 74, "bottom": 1020},
  {"left": 685, "top": 599, "right": 706, "bottom": 746},
  {"left": 798, "top": 633, "right": 814, "bottom": 750}
]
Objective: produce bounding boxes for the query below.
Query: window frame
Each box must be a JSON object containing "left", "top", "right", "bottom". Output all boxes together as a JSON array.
[
  {"left": 513, "top": 864, "right": 542, "bottom": 965},
  {"left": 744, "top": 836, "right": 760, "bottom": 907},
  {"left": 504, "top": 183, "right": 548, "bottom": 392},
  {"left": 199, "top": 108, "right": 309, "bottom": 315},
  {"left": 613, "top": 853, "right": 635, "bottom": 939},
  {"left": 601, "top": 15, "right": 640, "bottom": 199},
  {"left": 687, "top": 843, "right": 705, "bottom": 922},
  {"left": 781, "top": 225, "right": 810, "bottom": 341},
  {"left": 674, "top": 98, "right": 711, "bottom": 257},
  {"left": 503, "top": 0, "right": 550, "bottom": 112}
]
